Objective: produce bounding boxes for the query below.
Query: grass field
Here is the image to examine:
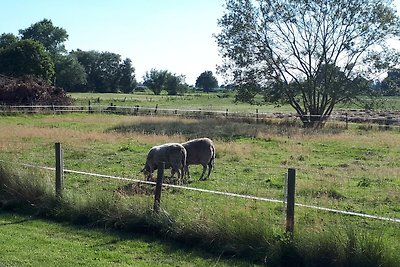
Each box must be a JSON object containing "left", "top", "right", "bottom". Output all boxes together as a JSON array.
[
  {"left": 0, "top": 110, "right": 399, "bottom": 265},
  {"left": 0, "top": 212, "right": 245, "bottom": 267},
  {"left": 68, "top": 91, "right": 400, "bottom": 112}
]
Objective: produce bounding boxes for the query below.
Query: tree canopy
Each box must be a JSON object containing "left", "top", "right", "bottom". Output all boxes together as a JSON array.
[
  {"left": 217, "top": 0, "right": 400, "bottom": 127},
  {"left": 143, "top": 69, "right": 168, "bottom": 95},
  {"left": 0, "top": 33, "right": 19, "bottom": 49},
  {"left": 195, "top": 71, "right": 218, "bottom": 92},
  {"left": 0, "top": 39, "right": 55, "bottom": 83},
  {"left": 143, "top": 69, "right": 187, "bottom": 95},
  {"left": 381, "top": 68, "right": 400, "bottom": 95},
  {"left": 54, "top": 54, "right": 87, "bottom": 91},
  {"left": 71, "top": 50, "right": 136, "bottom": 93},
  {"left": 19, "top": 19, "right": 68, "bottom": 55}
]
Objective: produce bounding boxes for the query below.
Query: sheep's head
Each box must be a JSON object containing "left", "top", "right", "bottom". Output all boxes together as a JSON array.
[{"left": 141, "top": 165, "right": 152, "bottom": 181}]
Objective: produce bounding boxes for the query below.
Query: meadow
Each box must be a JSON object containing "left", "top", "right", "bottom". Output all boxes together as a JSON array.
[
  {"left": 0, "top": 95, "right": 399, "bottom": 265},
  {"left": 69, "top": 91, "right": 400, "bottom": 112}
]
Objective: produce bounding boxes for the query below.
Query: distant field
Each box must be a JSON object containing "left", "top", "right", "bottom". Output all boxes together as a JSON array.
[
  {"left": 0, "top": 112, "right": 399, "bottom": 264},
  {"left": 69, "top": 91, "right": 400, "bottom": 112}
]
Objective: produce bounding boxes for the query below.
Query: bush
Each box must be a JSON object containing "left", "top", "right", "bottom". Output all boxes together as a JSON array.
[{"left": 0, "top": 75, "right": 72, "bottom": 105}]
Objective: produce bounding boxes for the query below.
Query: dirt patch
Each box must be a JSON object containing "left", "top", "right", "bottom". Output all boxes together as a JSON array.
[{"left": 115, "top": 182, "right": 154, "bottom": 196}]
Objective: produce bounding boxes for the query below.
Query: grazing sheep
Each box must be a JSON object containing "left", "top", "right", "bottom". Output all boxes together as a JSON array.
[
  {"left": 182, "top": 138, "right": 215, "bottom": 181},
  {"left": 141, "top": 143, "right": 187, "bottom": 183}
]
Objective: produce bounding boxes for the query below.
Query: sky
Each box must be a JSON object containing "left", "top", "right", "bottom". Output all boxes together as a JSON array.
[{"left": 1, "top": 0, "right": 400, "bottom": 86}]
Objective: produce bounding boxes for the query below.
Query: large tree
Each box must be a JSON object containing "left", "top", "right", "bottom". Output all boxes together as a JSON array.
[
  {"left": 19, "top": 19, "right": 68, "bottom": 55},
  {"left": 165, "top": 73, "right": 188, "bottom": 95},
  {"left": 0, "top": 39, "right": 55, "bottom": 83},
  {"left": 143, "top": 69, "right": 168, "bottom": 95},
  {"left": 0, "top": 33, "right": 19, "bottom": 49},
  {"left": 72, "top": 50, "right": 135, "bottom": 93},
  {"left": 216, "top": 0, "right": 400, "bottom": 127},
  {"left": 381, "top": 68, "right": 400, "bottom": 96},
  {"left": 119, "top": 58, "right": 137, "bottom": 93},
  {"left": 54, "top": 54, "right": 87, "bottom": 91},
  {"left": 195, "top": 71, "right": 218, "bottom": 92}
]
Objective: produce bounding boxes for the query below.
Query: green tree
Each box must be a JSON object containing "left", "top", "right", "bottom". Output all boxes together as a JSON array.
[
  {"left": 195, "top": 71, "right": 218, "bottom": 92},
  {"left": 119, "top": 58, "right": 137, "bottom": 93},
  {"left": 381, "top": 69, "right": 400, "bottom": 96},
  {"left": 0, "top": 39, "right": 54, "bottom": 83},
  {"left": 216, "top": 0, "right": 400, "bottom": 127},
  {"left": 73, "top": 50, "right": 133, "bottom": 93},
  {"left": 54, "top": 54, "right": 87, "bottom": 91},
  {"left": 71, "top": 50, "right": 100, "bottom": 91},
  {"left": 19, "top": 19, "right": 68, "bottom": 55},
  {"left": 165, "top": 73, "right": 187, "bottom": 95},
  {"left": 0, "top": 33, "right": 19, "bottom": 49},
  {"left": 143, "top": 69, "right": 168, "bottom": 95}
]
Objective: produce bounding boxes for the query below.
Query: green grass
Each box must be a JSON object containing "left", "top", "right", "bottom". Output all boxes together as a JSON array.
[
  {"left": 69, "top": 91, "right": 400, "bottom": 112},
  {"left": 0, "top": 165, "right": 398, "bottom": 266},
  {"left": 69, "top": 91, "right": 300, "bottom": 113},
  {"left": 0, "top": 112, "right": 399, "bottom": 265},
  {"left": 0, "top": 212, "right": 245, "bottom": 267}
]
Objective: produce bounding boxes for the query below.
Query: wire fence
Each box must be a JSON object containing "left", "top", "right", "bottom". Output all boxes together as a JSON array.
[
  {"left": 1, "top": 158, "right": 399, "bottom": 224},
  {"left": 1, "top": 104, "right": 400, "bottom": 128}
]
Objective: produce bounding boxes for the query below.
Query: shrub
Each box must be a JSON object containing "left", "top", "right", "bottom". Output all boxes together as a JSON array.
[{"left": 0, "top": 75, "right": 72, "bottom": 105}]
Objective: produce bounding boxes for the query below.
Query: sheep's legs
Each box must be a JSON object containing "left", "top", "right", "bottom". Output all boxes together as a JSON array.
[
  {"left": 199, "top": 165, "right": 207, "bottom": 180},
  {"left": 205, "top": 162, "right": 213, "bottom": 180}
]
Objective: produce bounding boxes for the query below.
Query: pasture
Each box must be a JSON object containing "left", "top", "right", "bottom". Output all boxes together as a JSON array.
[
  {"left": 69, "top": 91, "right": 400, "bottom": 112},
  {"left": 0, "top": 111, "right": 399, "bottom": 265}
]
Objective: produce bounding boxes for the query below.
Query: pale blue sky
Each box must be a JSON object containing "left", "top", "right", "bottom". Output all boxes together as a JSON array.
[
  {"left": 1, "top": 0, "right": 225, "bottom": 85},
  {"left": 1, "top": 0, "right": 400, "bottom": 85}
]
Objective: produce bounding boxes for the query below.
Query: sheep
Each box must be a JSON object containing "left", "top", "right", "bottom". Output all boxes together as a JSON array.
[
  {"left": 182, "top": 138, "right": 215, "bottom": 181},
  {"left": 141, "top": 143, "right": 187, "bottom": 183}
]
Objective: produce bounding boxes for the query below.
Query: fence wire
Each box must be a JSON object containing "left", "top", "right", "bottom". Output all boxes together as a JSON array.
[
  {"left": 1, "top": 105, "right": 400, "bottom": 128},
  {"left": 1, "top": 159, "right": 399, "bottom": 224}
]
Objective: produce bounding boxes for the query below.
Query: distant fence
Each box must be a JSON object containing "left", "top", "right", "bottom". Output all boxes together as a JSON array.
[
  {"left": 1, "top": 104, "right": 400, "bottom": 128},
  {"left": 1, "top": 143, "right": 399, "bottom": 230}
]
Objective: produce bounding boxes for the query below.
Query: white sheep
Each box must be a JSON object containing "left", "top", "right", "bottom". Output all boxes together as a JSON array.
[
  {"left": 182, "top": 138, "right": 215, "bottom": 180},
  {"left": 141, "top": 143, "right": 187, "bottom": 183}
]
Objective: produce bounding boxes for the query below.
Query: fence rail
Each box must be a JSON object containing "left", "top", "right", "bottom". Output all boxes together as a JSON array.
[
  {"left": 1, "top": 104, "right": 400, "bottom": 127},
  {"left": 1, "top": 158, "right": 399, "bottom": 224}
]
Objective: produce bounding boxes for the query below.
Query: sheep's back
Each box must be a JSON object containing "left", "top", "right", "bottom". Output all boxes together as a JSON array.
[{"left": 183, "top": 138, "right": 214, "bottom": 165}]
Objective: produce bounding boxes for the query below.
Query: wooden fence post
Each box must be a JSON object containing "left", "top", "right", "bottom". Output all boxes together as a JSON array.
[
  {"left": 256, "top": 109, "right": 259, "bottom": 123},
  {"left": 55, "top": 142, "right": 64, "bottom": 197},
  {"left": 153, "top": 162, "right": 164, "bottom": 213},
  {"left": 345, "top": 113, "right": 348, "bottom": 129},
  {"left": 286, "top": 168, "right": 296, "bottom": 236},
  {"left": 155, "top": 104, "right": 158, "bottom": 115},
  {"left": 225, "top": 109, "right": 229, "bottom": 117}
]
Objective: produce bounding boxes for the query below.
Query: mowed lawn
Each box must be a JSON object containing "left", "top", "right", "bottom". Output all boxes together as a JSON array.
[{"left": 0, "top": 112, "right": 399, "bottom": 265}]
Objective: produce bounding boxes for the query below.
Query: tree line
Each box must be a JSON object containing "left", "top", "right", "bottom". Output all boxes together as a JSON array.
[
  {"left": 0, "top": 19, "right": 220, "bottom": 95},
  {"left": 0, "top": 19, "right": 136, "bottom": 93}
]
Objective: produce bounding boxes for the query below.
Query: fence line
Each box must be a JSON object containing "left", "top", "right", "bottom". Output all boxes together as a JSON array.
[
  {"left": 1, "top": 104, "right": 400, "bottom": 128},
  {"left": 1, "top": 159, "right": 399, "bottom": 223}
]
